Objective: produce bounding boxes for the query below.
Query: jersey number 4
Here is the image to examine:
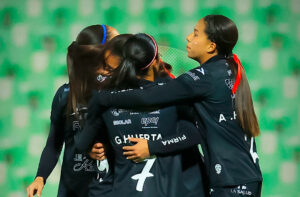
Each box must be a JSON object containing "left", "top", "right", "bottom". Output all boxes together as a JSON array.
[{"left": 131, "top": 158, "right": 156, "bottom": 192}]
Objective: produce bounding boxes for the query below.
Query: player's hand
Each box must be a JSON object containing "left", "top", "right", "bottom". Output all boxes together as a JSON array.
[
  {"left": 123, "top": 138, "right": 150, "bottom": 163},
  {"left": 26, "top": 176, "right": 44, "bottom": 197},
  {"left": 89, "top": 143, "right": 106, "bottom": 161}
]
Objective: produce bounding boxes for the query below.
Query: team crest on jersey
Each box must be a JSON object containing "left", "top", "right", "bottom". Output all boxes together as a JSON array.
[
  {"left": 111, "top": 109, "right": 120, "bottom": 116},
  {"left": 215, "top": 164, "right": 222, "bottom": 174},
  {"left": 111, "top": 109, "right": 129, "bottom": 116}
]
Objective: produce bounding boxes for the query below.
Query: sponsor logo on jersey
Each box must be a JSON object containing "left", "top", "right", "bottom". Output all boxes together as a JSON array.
[
  {"left": 113, "top": 119, "right": 132, "bottom": 125},
  {"left": 186, "top": 71, "right": 200, "bottom": 81},
  {"left": 73, "top": 154, "right": 94, "bottom": 172},
  {"left": 130, "top": 112, "right": 140, "bottom": 115},
  {"left": 110, "top": 88, "right": 134, "bottom": 94},
  {"left": 149, "top": 110, "right": 160, "bottom": 115},
  {"left": 230, "top": 185, "right": 253, "bottom": 196},
  {"left": 114, "top": 133, "right": 162, "bottom": 144},
  {"left": 141, "top": 117, "right": 159, "bottom": 128}
]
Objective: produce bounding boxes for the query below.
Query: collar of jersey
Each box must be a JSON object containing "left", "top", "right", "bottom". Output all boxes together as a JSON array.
[{"left": 201, "top": 54, "right": 225, "bottom": 67}]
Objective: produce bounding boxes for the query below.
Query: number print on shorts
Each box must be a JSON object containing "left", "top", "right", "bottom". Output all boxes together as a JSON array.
[{"left": 131, "top": 158, "right": 156, "bottom": 192}]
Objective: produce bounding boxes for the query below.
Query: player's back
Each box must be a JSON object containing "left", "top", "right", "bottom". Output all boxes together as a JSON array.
[{"left": 102, "top": 101, "right": 186, "bottom": 197}]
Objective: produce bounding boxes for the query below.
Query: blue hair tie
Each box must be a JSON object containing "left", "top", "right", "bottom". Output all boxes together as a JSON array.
[{"left": 101, "top": 24, "right": 107, "bottom": 44}]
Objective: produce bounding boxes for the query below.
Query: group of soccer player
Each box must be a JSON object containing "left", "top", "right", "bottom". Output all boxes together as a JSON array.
[{"left": 27, "top": 15, "right": 263, "bottom": 197}]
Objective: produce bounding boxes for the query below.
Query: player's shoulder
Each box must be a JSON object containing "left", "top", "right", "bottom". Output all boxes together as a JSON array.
[
  {"left": 55, "top": 83, "right": 69, "bottom": 96},
  {"left": 177, "top": 66, "right": 209, "bottom": 83},
  {"left": 52, "top": 83, "right": 69, "bottom": 106}
]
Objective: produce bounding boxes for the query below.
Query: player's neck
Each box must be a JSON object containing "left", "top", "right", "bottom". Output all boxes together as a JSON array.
[
  {"left": 138, "top": 66, "right": 155, "bottom": 82},
  {"left": 199, "top": 52, "right": 218, "bottom": 65}
]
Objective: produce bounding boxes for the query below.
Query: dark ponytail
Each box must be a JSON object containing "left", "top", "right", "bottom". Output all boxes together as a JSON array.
[
  {"left": 204, "top": 15, "right": 260, "bottom": 137},
  {"left": 108, "top": 58, "right": 140, "bottom": 89},
  {"left": 102, "top": 33, "right": 159, "bottom": 90}
]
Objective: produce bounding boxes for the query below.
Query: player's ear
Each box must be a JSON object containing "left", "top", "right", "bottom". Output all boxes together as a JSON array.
[{"left": 207, "top": 42, "right": 217, "bottom": 53}]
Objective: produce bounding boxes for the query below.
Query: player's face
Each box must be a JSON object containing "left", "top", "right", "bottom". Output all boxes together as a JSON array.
[
  {"left": 108, "top": 27, "right": 120, "bottom": 39},
  {"left": 97, "top": 50, "right": 120, "bottom": 76},
  {"left": 186, "top": 18, "right": 214, "bottom": 62}
]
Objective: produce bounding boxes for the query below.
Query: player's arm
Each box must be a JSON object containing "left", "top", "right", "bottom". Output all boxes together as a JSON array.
[
  {"left": 95, "top": 70, "right": 212, "bottom": 109},
  {"left": 123, "top": 119, "right": 201, "bottom": 162},
  {"left": 27, "top": 85, "right": 66, "bottom": 197},
  {"left": 74, "top": 102, "right": 107, "bottom": 154}
]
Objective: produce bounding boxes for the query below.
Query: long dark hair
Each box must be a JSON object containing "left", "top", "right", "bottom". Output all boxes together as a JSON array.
[
  {"left": 203, "top": 15, "right": 260, "bottom": 137},
  {"left": 67, "top": 25, "right": 113, "bottom": 116},
  {"left": 103, "top": 33, "right": 169, "bottom": 90}
]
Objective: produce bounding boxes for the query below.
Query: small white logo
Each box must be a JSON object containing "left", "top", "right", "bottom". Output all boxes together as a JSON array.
[
  {"left": 111, "top": 109, "right": 120, "bottom": 116},
  {"left": 186, "top": 71, "right": 200, "bottom": 81},
  {"left": 141, "top": 117, "right": 159, "bottom": 128},
  {"left": 113, "top": 119, "right": 132, "bottom": 125},
  {"left": 111, "top": 109, "right": 128, "bottom": 116},
  {"left": 227, "top": 70, "right": 232, "bottom": 76},
  {"left": 74, "top": 154, "right": 83, "bottom": 162},
  {"left": 149, "top": 110, "right": 160, "bottom": 115},
  {"left": 196, "top": 68, "right": 205, "bottom": 75},
  {"left": 215, "top": 164, "right": 222, "bottom": 174}
]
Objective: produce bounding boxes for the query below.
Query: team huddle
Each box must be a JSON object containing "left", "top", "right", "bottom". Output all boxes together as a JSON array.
[{"left": 27, "top": 15, "right": 263, "bottom": 197}]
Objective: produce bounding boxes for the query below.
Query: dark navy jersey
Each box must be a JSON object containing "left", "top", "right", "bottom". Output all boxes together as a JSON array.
[
  {"left": 77, "top": 79, "right": 206, "bottom": 197},
  {"left": 36, "top": 84, "right": 110, "bottom": 196},
  {"left": 95, "top": 55, "right": 263, "bottom": 187}
]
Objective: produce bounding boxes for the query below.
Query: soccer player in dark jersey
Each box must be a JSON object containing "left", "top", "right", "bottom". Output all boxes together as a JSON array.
[
  {"left": 87, "top": 33, "right": 134, "bottom": 197},
  {"left": 92, "top": 15, "right": 263, "bottom": 197},
  {"left": 76, "top": 33, "right": 206, "bottom": 197},
  {"left": 26, "top": 24, "right": 120, "bottom": 197}
]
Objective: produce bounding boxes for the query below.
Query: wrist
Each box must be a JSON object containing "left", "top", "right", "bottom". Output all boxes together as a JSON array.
[{"left": 35, "top": 176, "right": 44, "bottom": 183}]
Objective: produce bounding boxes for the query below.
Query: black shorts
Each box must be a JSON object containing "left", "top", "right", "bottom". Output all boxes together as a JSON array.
[
  {"left": 88, "top": 176, "right": 113, "bottom": 197},
  {"left": 57, "top": 179, "right": 89, "bottom": 197},
  {"left": 210, "top": 182, "right": 262, "bottom": 197}
]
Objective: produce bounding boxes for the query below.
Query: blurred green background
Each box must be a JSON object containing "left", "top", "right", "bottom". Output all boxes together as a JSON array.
[{"left": 0, "top": 0, "right": 299, "bottom": 196}]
